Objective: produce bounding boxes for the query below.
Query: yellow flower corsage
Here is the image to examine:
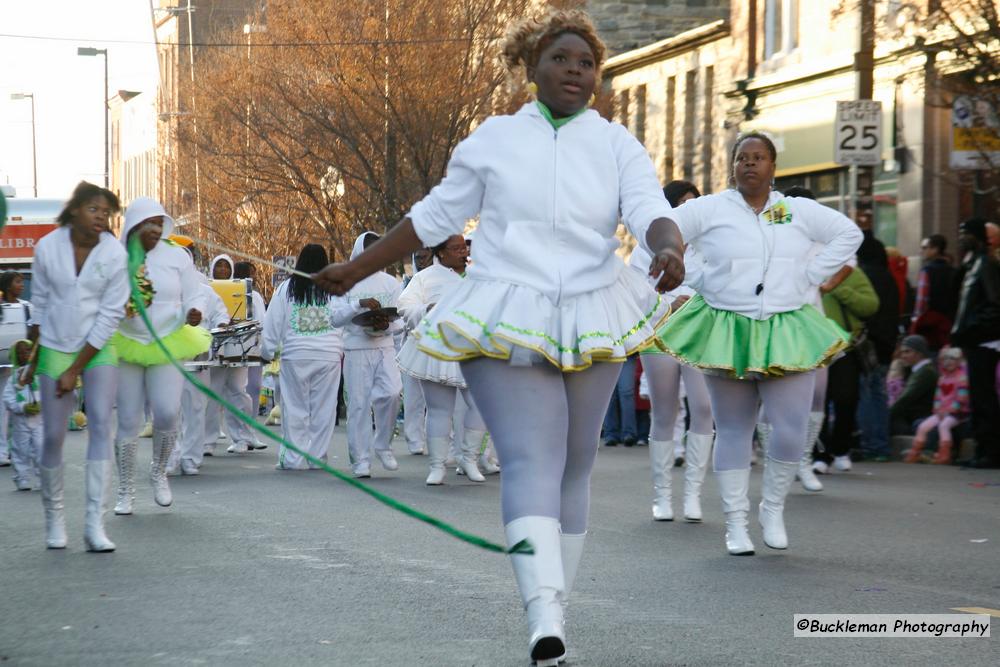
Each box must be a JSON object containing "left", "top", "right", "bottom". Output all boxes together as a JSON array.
[{"left": 125, "top": 263, "right": 156, "bottom": 318}]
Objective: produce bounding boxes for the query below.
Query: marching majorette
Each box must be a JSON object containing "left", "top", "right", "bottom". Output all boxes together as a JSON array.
[
  {"left": 110, "top": 198, "right": 210, "bottom": 515},
  {"left": 27, "top": 181, "right": 130, "bottom": 552},
  {"left": 168, "top": 243, "right": 230, "bottom": 476},
  {"left": 262, "top": 244, "right": 345, "bottom": 470},
  {"left": 656, "top": 132, "right": 862, "bottom": 556},
  {"left": 329, "top": 232, "right": 404, "bottom": 479},
  {"left": 4, "top": 340, "right": 42, "bottom": 491},
  {"left": 206, "top": 254, "right": 258, "bottom": 455},
  {"left": 314, "top": 9, "right": 685, "bottom": 664},
  {"left": 397, "top": 234, "right": 490, "bottom": 485}
]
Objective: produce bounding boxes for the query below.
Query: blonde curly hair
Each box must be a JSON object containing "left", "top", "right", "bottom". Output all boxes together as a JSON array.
[{"left": 502, "top": 8, "right": 606, "bottom": 78}]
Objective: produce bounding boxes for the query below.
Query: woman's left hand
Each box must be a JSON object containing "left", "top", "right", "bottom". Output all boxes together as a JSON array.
[
  {"left": 55, "top": 369, "right": 79, "bottom": 398},
  {"left": 313, "top": 262, "right": 364, "bottom": 296},
  {"left": 186, "top": 308, "right": 202, "bottom": 326},
  {"left": 649, "top": 248, "right": 685, "bottom": 293}
]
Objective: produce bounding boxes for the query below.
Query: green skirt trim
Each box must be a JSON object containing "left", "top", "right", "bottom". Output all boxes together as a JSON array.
[
  {"left": 656, "top": 295, "right": 850, "bottom": 379},
  {"left": 37, "top": 345, "right": 118, "bottom": 379},
  {"left": 112, "top": 325, "right": 211, "bottom": 367}
]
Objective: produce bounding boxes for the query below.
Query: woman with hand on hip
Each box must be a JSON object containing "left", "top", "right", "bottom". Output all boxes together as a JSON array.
[
  {"left": 314, "top": 9, "right": 684, "bottom": 665},
  {"left": 657, "top": 132, "right": 862, "bottom": 556},
  {"left": 397, "top": 234, "right": 490, "bottom": 485},
  {"left": 630, "top": 180, "right": 716, "bottom": 523},
  {"left": 110, "top": 197, "right": 209, "bottom": 515},
  {"left": 25, "top": 182, "right": 129, "bottom": 551}
]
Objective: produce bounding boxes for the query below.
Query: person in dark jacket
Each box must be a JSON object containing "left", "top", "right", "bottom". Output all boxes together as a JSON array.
[
  {"left": 951, "top": 218, "right": 1000, "bottom": 468},
  {"left": 889, "top": 335, "right": 938, "bottom": 435},
  {"left": 856, "top": 233, "right": 901, "bottom": 460},
  {"left": 909, "top": 234, "right": 955, "bottom": 350}
]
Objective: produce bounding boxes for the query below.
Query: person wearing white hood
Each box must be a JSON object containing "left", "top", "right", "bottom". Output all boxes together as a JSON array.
[
  {"left": 110, "top": 197, "right": 210, "bottom": 515},
  {"left": 397, "top": 234, "right": 491, "bottom": 484},
  {"left": 206, "top": 253, "right": 258, "bottom": 455},
  {"left": 25, "top": 181, "right": 129, "bottom": 552},
  {"left": 329, "top": 232, "right": 403, "bottom": 478},
  {"left": 262, "top": 244, "right": 345, "bottom": 469}
]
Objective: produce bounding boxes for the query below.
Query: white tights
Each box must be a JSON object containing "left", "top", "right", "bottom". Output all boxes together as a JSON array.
[
  {"left": 419, "top": 380, "right": 485, "bottom": 438},
  {"left": 40, "top": 365, "right": 117, "bottom": 466},
  {"left": 460, "top": 357, "right": 620, "bottom": 534},
  {"left": 117, "top": 362, "right": 186, "bottom": 440},
  {"left": 703, "top": 371, "right": 816, "bottom": 471},
  {"left": 641, "top": 354, "right": 713, "bottom": 440}
]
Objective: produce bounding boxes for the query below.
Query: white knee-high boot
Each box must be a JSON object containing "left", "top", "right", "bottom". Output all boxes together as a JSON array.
[
  {"left": 797, "top": 412, "right": 824, "bottom": 492},
  {"left": 505, "top": 516, "right": 566, "bottom": 667},
  {"left": 150, "top": 430, "right": 176, "bottom": 507},
  {"left": 84, "top": 461, "right": 116, "bottom": 552},
  {"left": 560, "top": 531, "right": 586, "bottom": 600},
  {"left": 478, "top": 436, "right": 500, "bottom": 475},
  {"left": 114, "top": 440, "right": 137, "bottom": 515},
  {"left": 39, "top": 464, "right": 67, "bottom": 549},
  {"left": 458, "top": 430, "right": 486, "bottom": 482},
  {"left": 425, "top": 436, "right": 449, "bottom": 486},
  {"left": 715, "top": 469, "right": 754, "bottom": 555},
  {"left": 759, "top": 457, "right": 798, "bottom": 549},
  {"left": 648, "top": 439, "right": 674, "bottom": 521},
  {"left": 682, "top": 432, "right": 713, "bottom": 522}
]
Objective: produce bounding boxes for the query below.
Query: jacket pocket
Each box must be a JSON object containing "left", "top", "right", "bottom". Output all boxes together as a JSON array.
[{"left": 764, "top": 257, "right": 809, "bottom": 312}]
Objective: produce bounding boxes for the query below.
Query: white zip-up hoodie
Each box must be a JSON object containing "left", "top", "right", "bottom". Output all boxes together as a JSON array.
[
  {"left": 669, "top": 189, "right": 863, "bottom": 320},
  {"left": 330, "top": 232, "right": 403, "bottom": 350},
  {"left": 407, "top": 102, "right": 671, "bottom": 304},
  {"left": 117, "top": 197, "right": 206, "bottom": 343},
  {"left": 397, "top": 262, "right": 463, "bottom": 331},
  {"left": 262, "top": 279, "right": 344, "bottom": 362},
  {"left": 30, "top": 226, "right": 128, "bottom": 353}
]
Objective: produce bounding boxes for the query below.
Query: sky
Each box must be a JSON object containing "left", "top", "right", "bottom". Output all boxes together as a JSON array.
[{"left": 0, "top": 0, "right": 159, "bottom": 199}]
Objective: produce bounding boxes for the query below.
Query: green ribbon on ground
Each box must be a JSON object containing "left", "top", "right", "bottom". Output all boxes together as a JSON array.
[{"left": 125, "top": 236, "right": 531, "bottom": 556}]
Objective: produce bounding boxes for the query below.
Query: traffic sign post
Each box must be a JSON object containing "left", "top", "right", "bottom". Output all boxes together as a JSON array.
[{"left": 835, "top": 100, "right": 882, "bottom": 166}]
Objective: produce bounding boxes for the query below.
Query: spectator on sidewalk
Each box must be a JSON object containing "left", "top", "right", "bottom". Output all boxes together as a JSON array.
[
  {"left": 856, "top": 233, "right": 901, "bottom": 461},
  {"left": 889, "top": 335, "right": 937, "bottom": 436},
  {"left": 909, "top": 234, "right": 956, "bottom": 350},
  {"left": 602, "top": 355, "right": 638, "bottom": 447},
  {"left": 904, "top": 347, "right": 969, "bottom": 464},
  {"left": 951, "top": 217, "right": 1000, "bottom": 469}
]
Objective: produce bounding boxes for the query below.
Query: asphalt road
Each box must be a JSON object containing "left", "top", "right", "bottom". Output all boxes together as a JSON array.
[{"left": 1, "top": 423, "right": 997, "bottom": 666}]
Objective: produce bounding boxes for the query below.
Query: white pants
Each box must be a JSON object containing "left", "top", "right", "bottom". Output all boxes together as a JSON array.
[
  {"left": 116, "top": 362, "right": 185, "bottom": 442},
  {"left": 208, "top": 366, "right": 255, "bottom": 447},
  {"left": 277, "top": 358, "right": 342, "bottom": 470},
  {"left": 0, "top": 367, "right": 10, "bottom": 459},
  {"left": 41, "top": 365, "right": 117, "bottom": 466},
  {"left": 344, "top": 347, "right": 402, "bottom": 468},
  {"left": 401, "top": 371, "right": 426, "bottom": 450},
  {"left": 9, "top": 414, "right": 41, "bottom": 485},
  {"left": 176, "top": 365, "right": 211, "bottom": 467},
  {"left": 247, "top": 365, "right": 263, "bottom": 419}
]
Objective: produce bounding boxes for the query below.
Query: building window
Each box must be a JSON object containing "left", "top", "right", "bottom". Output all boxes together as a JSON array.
[
  {"left": 616, "top": 88, "right": 630, "bottom": 129},
  {"left": 701, "top": 67, "right": 714, "bottom": 194},
  {"left": 632, "top": 85, "right": 647, "bottom": 145},
  {"left": 664, "top": 76, "right": 676, "bottom": 179},
  {"left": 683, "top": 70, "right": 697, "bottom": 181},
  {"left": 765, "top": 0, "right": 799, "bottom": 59}
]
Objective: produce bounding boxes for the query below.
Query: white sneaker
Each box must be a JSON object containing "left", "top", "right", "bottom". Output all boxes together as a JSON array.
[
  {"left": 375, "top": 450, "right": 399, "bottom": 471},
  {"left": 812, "top": 460, "right": 829, "bottom": 475},
  {"left": 203, "top": 444, "right": 215, "bottom": 457},
  {"left": 833, "top": 455, "right": 852, "bottom": 472},
  {"left": 408, "top": 443, "right": 425, "bottom": 455},
  {"left": 138, "top": 422, "right": 154, "bottom": 438},
  {"left": 352, "top": 463, "right": 372, "bottom": 479},
  {"left": 0, "top": 454, "right": 10, "bottom": 467},
  {"left": 227, "top": 442, "right": 249, "bottom": 454},
  {"left": 180, "top": 460, "right": 200, "bottom": 476},
  {"left": 247, "top": 442, "right": 268, "bottom": 451}
]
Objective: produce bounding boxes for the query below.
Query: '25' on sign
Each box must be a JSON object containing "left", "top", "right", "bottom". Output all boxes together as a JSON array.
[{"left": 835, "top": 100, "right": 882, "bottom": 166}]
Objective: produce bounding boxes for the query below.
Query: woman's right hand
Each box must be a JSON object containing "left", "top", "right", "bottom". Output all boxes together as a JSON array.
[
  {"left": 670, "top": 294, "right": 690, "bottom": 310},
  {"left": 313, "top": 262, "right": 362, "bottom": 296},
  {"left": 359, "top": 298, "right": 381, "bottom": 311}
]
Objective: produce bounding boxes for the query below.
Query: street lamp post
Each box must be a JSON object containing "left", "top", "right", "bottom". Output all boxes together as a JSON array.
[
  {"left": 10, "top": 93, "right": 37, "bottom": 197},
  {"left": 77, "top": 47, "right": 109, "bottom": 189}
]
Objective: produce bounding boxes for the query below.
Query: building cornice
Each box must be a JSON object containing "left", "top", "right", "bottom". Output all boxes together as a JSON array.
[{"left": 603, "top": 20, "right": 730, "bottom": 76}]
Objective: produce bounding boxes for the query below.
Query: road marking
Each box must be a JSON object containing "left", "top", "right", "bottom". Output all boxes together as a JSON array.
[{"left": 951, "top": 607, "right": 1000, "bottom": 617}]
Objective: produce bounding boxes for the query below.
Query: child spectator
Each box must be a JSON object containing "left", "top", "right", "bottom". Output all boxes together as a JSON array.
[
  {"left": 904, "top": 347, "right": 969, "bottom": 464},
  {"left": 3, "top": 340, "right": 42, "bottom": 490}
]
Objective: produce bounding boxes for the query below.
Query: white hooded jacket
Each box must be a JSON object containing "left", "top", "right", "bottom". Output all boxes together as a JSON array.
[
  {"left": 329, "top": 232, "right": 403, "bottom": 350},
  {"left": 210, "top": 254, "right": 234, "bottom": 280},
  {"left": 117, "top": 197, "right": 206, "bottom": 343},
  {"left": 397, "top": 261, "right": 463, "bottom": 331},
  {"left": 262, "top": 279, "right": 344, "bottom": 362}
]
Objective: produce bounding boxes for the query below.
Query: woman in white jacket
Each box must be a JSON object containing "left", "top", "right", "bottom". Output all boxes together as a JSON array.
[
  {"left": 110, "top": 197, "right": 209, "bottom": 515},
  {"left": 397, "top": 234, "right": 489, "bottom": 485},
  {"left": 262, "top": 244, "right": 345, "bottom": 470},
  {"left": 26, "top": 181, "right": 130, "bottom": 552},
  {"left": 657, "top": 132, "right": 863, "bottom": 556},
  {"left": 315, "top": 10, "right": 685, "bottom": 665}
]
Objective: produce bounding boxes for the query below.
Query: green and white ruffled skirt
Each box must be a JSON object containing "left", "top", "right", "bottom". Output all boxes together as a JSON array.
[{"left": 655, "top": 295, "right": 849, "bottom": 380}]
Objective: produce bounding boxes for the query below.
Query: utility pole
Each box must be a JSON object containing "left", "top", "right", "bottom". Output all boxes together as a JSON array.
[{"left": 853, "top": 0, "right": 876, "bottom": 231}]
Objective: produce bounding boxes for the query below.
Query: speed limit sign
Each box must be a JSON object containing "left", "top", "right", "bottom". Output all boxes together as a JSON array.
[{"left": 835, "top": 100, "right": 882, "bottom": 165}]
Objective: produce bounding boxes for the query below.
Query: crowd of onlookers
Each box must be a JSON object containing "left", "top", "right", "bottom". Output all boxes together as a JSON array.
[{"left": 602, "top": 213, "right": 1000, "bottom": 470}]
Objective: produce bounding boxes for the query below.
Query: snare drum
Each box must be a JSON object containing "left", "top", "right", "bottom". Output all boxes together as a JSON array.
[
  {"left": 0, "top": 302, "right": 29, "bottom": 369},
  {"left": 210, "top": 320, "right": 263, "bottom": 366},
  {"left": 211, "top": 279, "right": 254, "bottom": 321}
]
